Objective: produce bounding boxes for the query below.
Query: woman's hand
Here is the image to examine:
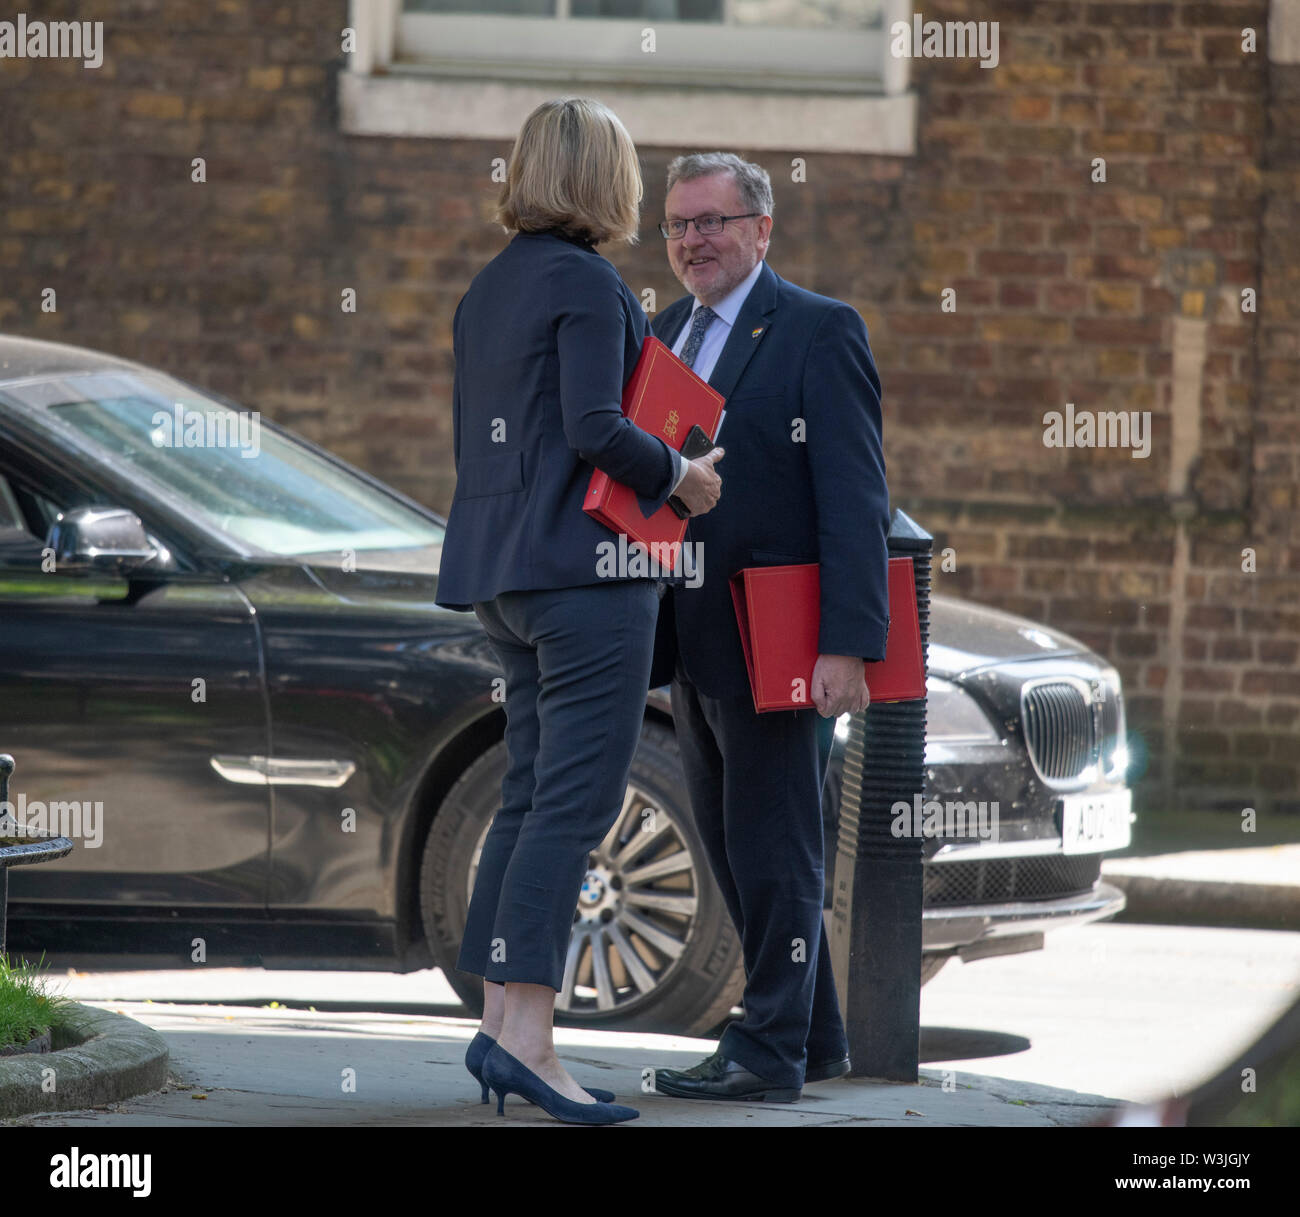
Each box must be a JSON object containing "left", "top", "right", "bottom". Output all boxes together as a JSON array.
[{"left": 673, "top": 447, "right": 724, "bottom": 516}]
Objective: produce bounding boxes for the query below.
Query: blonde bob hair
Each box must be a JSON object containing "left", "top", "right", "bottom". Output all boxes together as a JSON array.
[{"left": 496, "top": 97, "right": 643, "bottom": 246}]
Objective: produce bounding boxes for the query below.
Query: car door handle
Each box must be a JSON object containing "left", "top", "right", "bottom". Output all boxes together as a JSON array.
[{"left": 209, "top": 755, "right": 356, "bottom": 788}]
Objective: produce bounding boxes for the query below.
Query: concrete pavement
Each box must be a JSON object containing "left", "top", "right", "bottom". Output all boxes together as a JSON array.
[
  {"left": 5, "top": 840, "right": 1296, "bottom": 1127},
  {"left": 1103, "top": 842, "right": 1300, "bottom": 931},
  {"left": 4, "top": 995, "right": 1118, "bottom": 1127}
]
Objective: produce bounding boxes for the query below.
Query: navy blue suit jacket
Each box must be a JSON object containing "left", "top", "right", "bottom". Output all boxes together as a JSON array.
[
  {"left": 436, "top": 229, "right": 679, "bottom": 611},
  {"left": 649, "top": 260, "right": 890, "bottom": 698}
]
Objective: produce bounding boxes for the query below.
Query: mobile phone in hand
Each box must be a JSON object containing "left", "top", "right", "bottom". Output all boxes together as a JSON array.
[{"left": 668, "top": 422, "right": 723, "bottom": 518}]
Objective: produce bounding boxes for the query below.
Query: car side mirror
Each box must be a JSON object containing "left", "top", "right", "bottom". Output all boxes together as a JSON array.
[{"left": 45, "top": 506, "right": 172, "bottom": 575}]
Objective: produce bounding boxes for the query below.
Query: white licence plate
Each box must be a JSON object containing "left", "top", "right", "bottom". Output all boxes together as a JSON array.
[{"left": 1060, "top": 788, "right": 1132, "bottom": 854}]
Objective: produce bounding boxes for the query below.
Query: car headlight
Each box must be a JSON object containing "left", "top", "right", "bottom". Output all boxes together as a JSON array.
[
  {"left": 925, "top": 676, "right": 1001, "bottom": 744},
  {"left": 1097, "top": 665, "right": 1129, "bottom": 782},
  {"left": 834, "top": 677, "right": 1000, "bottom": 745}
]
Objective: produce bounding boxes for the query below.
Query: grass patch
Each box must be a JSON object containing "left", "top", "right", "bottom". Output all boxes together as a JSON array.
[{"left": 0, "top": 953, "right": 77, "bottom": 1051}]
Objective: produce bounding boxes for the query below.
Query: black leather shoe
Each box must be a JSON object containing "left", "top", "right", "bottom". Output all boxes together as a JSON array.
[
  {"left": 804, "top": 1055, "right": 851, "bottom": 1083},
  {"left": 653, "top": 1053, "right": 800, "bottom": 1103}
]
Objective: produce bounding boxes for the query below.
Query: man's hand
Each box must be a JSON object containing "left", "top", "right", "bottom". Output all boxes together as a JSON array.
[
  {"left": 673, "top": 447, "right": 724, "bottom": 516},
  {"left": 811, "top": 653, "right": 870, "bottom": 718}
]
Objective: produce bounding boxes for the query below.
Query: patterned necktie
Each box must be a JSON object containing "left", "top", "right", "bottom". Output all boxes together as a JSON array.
[{"left": 679, "top": 305, "right": 718, "bottom": 370}]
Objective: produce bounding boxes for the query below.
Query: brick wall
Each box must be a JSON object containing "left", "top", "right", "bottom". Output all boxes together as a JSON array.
[
  {"left": 2, "top": 0, "right": 1296, "bottom": 816},
  {"left": 879, "top": 0, "right": 1298, "bottom": 820}
]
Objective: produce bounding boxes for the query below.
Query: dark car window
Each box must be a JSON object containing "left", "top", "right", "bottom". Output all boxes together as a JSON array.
[
  {"left": 0, "top": 474, "right": 37, "bottom": 563},
  {"left": 0, "top": 474, "right": 25, "bottom": 530},
  {"left": 3, "top": 371, "right": 443, "bottom": 561},
  {"left": 0, "top": 471, "right": 61, "bottom": 565}
]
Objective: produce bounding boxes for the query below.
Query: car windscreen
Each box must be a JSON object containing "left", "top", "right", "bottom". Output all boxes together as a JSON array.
[{"left": 2, "top": 370, "right": 445, "bottom": 561}]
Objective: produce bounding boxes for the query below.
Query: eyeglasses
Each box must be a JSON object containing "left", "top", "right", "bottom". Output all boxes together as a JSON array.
[{"left": 659, "top": 213, "right": 760, "bottom": 239}]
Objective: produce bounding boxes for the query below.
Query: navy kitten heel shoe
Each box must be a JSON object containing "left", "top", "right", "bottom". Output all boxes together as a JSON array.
[
  {"left": 464, "top": 1032, "right": 615, "bottom": 1104},
  {"left": 481, "top": 1043, "right": 639, "bottom": 1125}
]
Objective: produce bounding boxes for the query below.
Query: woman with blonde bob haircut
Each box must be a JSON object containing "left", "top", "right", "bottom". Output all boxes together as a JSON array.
[
  {"left": 435, "top": 97, "right": 723, "bottom": 1125},
  {"left": 496, "top": 96, "right": 643, "bottom": 245}
]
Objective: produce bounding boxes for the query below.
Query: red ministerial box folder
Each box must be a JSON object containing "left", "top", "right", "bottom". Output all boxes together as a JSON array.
[
  {"left": 730, "top": 558, "right": 926, "bottom": 713},
  {"left": 584, "top": 336, "right": 725, "bottom": 563}
]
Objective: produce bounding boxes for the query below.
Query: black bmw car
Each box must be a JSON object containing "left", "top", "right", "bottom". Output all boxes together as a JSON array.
[{"left": 0, "top": 335, "right": 1134, "bottom": 1035}]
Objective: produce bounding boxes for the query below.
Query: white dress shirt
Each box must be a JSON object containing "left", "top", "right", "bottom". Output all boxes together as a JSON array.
[
  {"left": 670, "top": 257, "right": 765, "bottom": 382},
  {"left": 664, "top": 257, "right": 765, "bottom": 492}
]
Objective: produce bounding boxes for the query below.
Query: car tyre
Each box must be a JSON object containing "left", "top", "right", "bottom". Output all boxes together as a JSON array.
[{"left": 419, "top": 721, "right": 745, "bottom": 1037}]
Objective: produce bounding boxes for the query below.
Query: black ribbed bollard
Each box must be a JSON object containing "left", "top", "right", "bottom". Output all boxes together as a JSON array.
[{"left": 828, "top": 509, "right": 931, "bottom": 1081}]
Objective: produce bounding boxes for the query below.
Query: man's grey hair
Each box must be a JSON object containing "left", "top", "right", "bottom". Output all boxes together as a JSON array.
[{"left": 666, "top": 152, "right": 774, "bottom": 217}]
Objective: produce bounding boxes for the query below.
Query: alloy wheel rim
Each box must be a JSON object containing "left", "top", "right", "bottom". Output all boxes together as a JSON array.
[{"left": 467, "top": 781, "right": 700, "bottom": 1017}]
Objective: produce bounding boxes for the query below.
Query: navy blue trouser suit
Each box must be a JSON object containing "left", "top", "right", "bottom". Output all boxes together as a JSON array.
[
  {"left": 648, "top": 260, "right": 889, "bottom": 1089},
  {"left": 457, "top": 580, "right": 660, "bottom": 989},
  {"left": 435, "top": 229, "right": 684, "bottom": 992}
]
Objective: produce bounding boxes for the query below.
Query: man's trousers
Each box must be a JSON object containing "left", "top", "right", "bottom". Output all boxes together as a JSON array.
[{"left": 670, "top": 670, "right": 849, "bottom": 1088}]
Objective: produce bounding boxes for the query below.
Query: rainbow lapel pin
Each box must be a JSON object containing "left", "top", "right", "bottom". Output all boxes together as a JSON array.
[{"left": 751, "top": 326, "right": 765, "bottom": 338}]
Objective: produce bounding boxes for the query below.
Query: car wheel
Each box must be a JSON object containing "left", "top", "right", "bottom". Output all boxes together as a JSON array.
[{"left": 419, "top": 721, "right": 745, "bottom": 1036}]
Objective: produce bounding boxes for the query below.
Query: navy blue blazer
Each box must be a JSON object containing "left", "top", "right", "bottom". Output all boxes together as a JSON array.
[
  {"left": 435, "top": 229, "right": 679, "bottom": 611},
  {"left": 649, "top": 260, "right": 890, "bottom": 698}
]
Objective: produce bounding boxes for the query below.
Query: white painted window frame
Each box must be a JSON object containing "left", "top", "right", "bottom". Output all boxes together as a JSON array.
[{"left": 340, "top": 0, "right": 916, "bottom": 154}]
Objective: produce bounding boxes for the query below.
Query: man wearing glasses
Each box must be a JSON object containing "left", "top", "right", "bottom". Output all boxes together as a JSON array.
[{"left": 649, "top": 152, "right": 890, "bottom": 1103}]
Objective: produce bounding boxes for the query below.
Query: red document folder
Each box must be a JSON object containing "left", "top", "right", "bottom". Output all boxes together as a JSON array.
[
  {"left": 584, "top": 335, "right": 725, "bottom": 566},
  {"left": 730, "top": 558, "right": 927, "bottom": 714}
]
